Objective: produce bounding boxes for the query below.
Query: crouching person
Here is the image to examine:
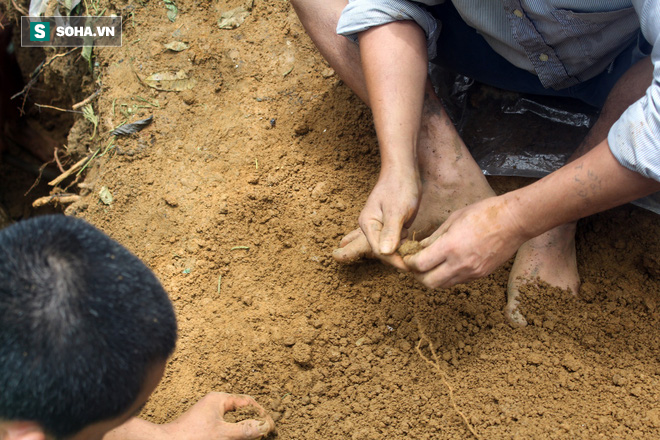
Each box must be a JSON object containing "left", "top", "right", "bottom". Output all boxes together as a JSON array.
[{"left": 0, "top": 215, "right": 275, "bottom": 440}]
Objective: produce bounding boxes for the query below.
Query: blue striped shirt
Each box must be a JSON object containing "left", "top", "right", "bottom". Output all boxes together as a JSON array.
[{"left": 337, "top": 0, "right": 660, "bottom": 183}]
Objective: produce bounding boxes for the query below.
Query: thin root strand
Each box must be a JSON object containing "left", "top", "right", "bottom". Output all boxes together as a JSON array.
[{"left": 415, "top": 322, "right": 481, "bottom": 440}]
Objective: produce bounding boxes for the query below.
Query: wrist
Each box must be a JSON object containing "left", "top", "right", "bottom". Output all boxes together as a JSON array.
[
  {"left": 501, "top": 191, "right": 537, "bottom": 243},
  {"left": 104, "top": 418, "right": 166, "bottom": 440},
  {"left": 379, "top": 157, "right": 419, "bottom": 180}
]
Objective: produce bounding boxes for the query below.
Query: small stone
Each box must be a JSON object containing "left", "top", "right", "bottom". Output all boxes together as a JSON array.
[
  {"left": 281, "top": 336, "right": 296, "bottom": 347},
  {"left": 561, "top": 354, "right": 581, "bottom": 372},
  {"left": 294, "top": 123, "right": 310, "bottom": 136},
  {"left": 334, "top": 200, "right": 346, "bottom": 211},
  {"left": 163, "top": 194, "right": 178, "bottom": 207},
  {"left": 328, "top": 349, "right": 341, "bottom": 362},
  {"left": 311, "top": 181, "right": 328, "bottom": 201},
  {"left": 527, "top": 353, "right": 544, "bottom": 366},
  {"left": 181, "top": 90, "right": 196, "bottom": 105},
  {"left": 612, "top": 373, "right": 628, "bottom": 386},
  {"left": 321, "top": 68, "right": 335, "bottom": 78}
]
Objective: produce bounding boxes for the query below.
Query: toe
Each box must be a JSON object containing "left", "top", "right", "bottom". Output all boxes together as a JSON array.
[
  {"left": 339, "top": 228, "right": 364, "bottom": 248},
  {"left": 504, "top": 302, "right": 528, "bottom": 328},
  {"left": 333, "top": 233, "right": 374, "bottom": 263},
  {"left": 505, "top": 279, "right": 528, "bottom": 328}
]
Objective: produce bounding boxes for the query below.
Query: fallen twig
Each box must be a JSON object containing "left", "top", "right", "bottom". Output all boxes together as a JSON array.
[
  {"left": 35, "top": 103, "right": 72, "bottom": 112},
  {"left": 54, "top": 147, "right": 65, "bottom": 173},
  {"left": 32, "top": 194, "right": 80, "bottom": 208},
  {"left": 72, "top": 89, "right": 102, "bottom": 110},
  {"left": 76, "top": 147, "right": 101, "bottom": 176},
  {"left": 11, "top": 48, "right": 80, "bottom": 114},
  {"left": 48, "top": 155, "right": 89, "bottom": 186},
  {"left": 11, "top": 0, "right": 28, "bottom": 16}
]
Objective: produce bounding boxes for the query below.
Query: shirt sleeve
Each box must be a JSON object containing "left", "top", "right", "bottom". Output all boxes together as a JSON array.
[
  {"left": 336, "top": 0, "right": 442, "bottom": 59},
  {"left": 608, "top": 0, "right": 660, "bottom": 182}
]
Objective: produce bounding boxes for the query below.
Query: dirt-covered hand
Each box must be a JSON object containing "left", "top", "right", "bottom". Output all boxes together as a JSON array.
[
  {"left": 161, "top": 392, "right": 275, "bottom": 440},
  {"left": 403, "top": 195, "right": 529, "bottom": 288},
  {"left": 358, "top": 167, "right": 421, "bottom": 269}
]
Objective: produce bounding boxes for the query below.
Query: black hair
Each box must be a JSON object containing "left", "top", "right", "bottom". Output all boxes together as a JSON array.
[{"left": 0, "top": 215, "right": 177, "bottom": 438}]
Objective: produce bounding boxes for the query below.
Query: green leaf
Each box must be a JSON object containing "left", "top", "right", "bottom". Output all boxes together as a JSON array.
[
  {"left": 82, "top": 104, "right": 99, "bottom": 139},
  {"left": 218, "top": 6, "right": 250, "bottom": 29},
  {"left": 99, "top": 186, "right": 113, "bottom": 205},
  {"left": 163, "top": 0, "right": 178, "bottom": 22}
]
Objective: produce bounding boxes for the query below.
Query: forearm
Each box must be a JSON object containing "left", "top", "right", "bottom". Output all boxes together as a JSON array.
[
  {"left": 358, "top": 20, "right": 427, "bottom": 173},
  {"left": 104, "top": 418, "right": 165, "bottom": 440},
  {"left": 507, "top": 140, "right": 660, "bottom": 238}
]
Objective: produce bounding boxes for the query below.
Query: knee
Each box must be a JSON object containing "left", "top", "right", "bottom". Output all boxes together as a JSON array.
[
  {"left": 290, "top": 0, "right": 343, "bottom": 14},
  {"left": 289, "top": 0, "right": 311, "bottom": 9}
]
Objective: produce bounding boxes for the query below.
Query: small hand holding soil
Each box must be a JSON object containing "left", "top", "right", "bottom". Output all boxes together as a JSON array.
[
  {"left": 162, "top": 392, "right": 275, "bottom": 440},
  {"left": 221, "top": 395, "right": 276, "bottom": 439},
  {"left": 223, "top": 403, "right": 269, "bottom": 424}
]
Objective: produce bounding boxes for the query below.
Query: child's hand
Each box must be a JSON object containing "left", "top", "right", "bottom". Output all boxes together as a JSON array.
[{"left": 162, "top": 392, "right": 275, "bottom": 440}]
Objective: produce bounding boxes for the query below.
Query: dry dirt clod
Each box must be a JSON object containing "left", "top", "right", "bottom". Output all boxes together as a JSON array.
[
  {"left": 311, "top": 181, "right": 328, "bottom": 201},
  {"left": 223, "top": 405, "right": 265, "bottom": 423},
  {"left": 397, "top": 240, "right": 424, "bottom": 257},
  {"left": 292, "top": 342, "right": 312, "bottom": 366}
]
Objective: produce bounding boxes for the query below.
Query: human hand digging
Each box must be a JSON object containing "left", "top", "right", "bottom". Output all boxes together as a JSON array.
[
  {"left": 403, "top": 196, "right": 529, "bottom": 288},
  {"left": 358, "top": 166, "right": 421, "bottom": 270},
  {"left": 161, "top": 392, "right": 275, "bottom": 440}
]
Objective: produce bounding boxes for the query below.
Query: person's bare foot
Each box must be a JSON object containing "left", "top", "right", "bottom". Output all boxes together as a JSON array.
[
  {"left": 333, "top": 92, "right": 496, "bottom": 264},
  {"left": 504, "top": 222, "right": 580, "bottom": 327}
]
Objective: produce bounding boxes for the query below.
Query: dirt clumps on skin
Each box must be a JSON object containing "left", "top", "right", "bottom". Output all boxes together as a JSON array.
[
  {"left": 34, "top": 1, "right": 660, "bottom": 438},
  {"left": 223, "top": 405, "right": 267, "bottom": 424},
  {"left": 398, "top": 240, "right": 424, "bottom": 257}
]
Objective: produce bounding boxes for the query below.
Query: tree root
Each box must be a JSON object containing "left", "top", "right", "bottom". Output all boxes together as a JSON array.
[{"left": 415, "top": 321, "right": 481, "bottom": 440}]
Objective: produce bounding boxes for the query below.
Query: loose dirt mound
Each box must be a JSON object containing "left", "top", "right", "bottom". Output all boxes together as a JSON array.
[{"left": 8, "top": 1, "right": 659, "bottom": 438}]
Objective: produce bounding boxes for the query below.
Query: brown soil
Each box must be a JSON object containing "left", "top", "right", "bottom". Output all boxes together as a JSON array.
[
  {"left": 223, "top": 404, "right": 266, "bottom": 424},
  {"left": 398, "top": 240, "right": 424, "bottom": 257},
  {"left": 4, "top": 1, "right": 660, "bottom": 439}
]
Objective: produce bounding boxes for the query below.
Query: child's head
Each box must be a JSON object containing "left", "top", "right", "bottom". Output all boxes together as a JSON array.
[{"left": 0, "top": 215, "right": 177, "bottom": 440}]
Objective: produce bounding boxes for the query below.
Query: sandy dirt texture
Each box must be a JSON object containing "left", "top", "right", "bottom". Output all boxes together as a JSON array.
[{"left": 4, "top": 1, "right": 660, "bottom": 439}]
